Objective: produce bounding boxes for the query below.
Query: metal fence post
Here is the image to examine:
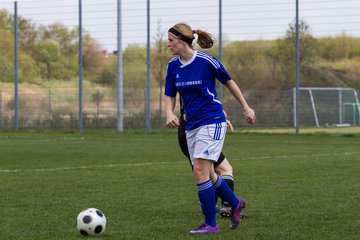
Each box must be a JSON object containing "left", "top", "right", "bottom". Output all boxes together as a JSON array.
[
  {"left": 96, "top": 90, "right": 100, "bottom": 128},
  {"left": 48, "top": 90, "right": 52, "bottom": 129},
  {"left": 14, "top": 1, "right": 19, "bottom": 131},
  {"left": 146, "top": 0, "right": 151, "bottom": 133},
  {"left": 117, "top": 0, "right": 123, "bottom": 132},
  {"left": 218, "top": 0, "right": 223, "bottom": 101},
  {"left": 295, "top": 0, "right": 300, "bottom": 135},
  {"left": 78, "top": 0, "right": 83, "bottom": 133}
]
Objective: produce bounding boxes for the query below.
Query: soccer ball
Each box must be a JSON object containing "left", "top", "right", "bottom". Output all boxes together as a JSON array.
[{"left": 76, "top": 208, "right": 106, "bottom": 236}]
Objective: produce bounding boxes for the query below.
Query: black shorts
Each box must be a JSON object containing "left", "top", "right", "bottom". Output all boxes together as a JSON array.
[{"left": 178, "top": 119, "right": 225, "bottom": 169}]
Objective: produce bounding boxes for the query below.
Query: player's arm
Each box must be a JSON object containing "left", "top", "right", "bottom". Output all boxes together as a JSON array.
[
  {"left": 224, "top": 80, "right": 256, "bottom": 125},
  {"left": 165, "top": 95, "right": 180, "bottom": 128}
]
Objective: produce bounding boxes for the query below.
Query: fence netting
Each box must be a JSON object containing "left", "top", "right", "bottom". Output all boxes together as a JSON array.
[{"left": 0, "top": 0, "right": 359, "bottom": 130}]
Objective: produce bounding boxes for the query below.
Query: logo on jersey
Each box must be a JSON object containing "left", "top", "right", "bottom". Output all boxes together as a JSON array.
[
  {"left": 176, "top": 80, "right": 203, "bottom": 87},
  {"left": 176, "top": 73, "right": 180, "bottom": 78}
]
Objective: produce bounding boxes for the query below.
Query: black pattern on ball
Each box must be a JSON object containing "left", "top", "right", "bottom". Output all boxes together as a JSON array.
[
  {"left": 83, "top": 215, "right": 92, "bottom": 224},
  {"left": 96, "top": 210, "right": 104, "bottom": 217},
  {"left": 95, "top": 225, "right": 103, "bottom": 234},
  {"left": 80, "top": 230, "right": 88, "bottom": 235}
]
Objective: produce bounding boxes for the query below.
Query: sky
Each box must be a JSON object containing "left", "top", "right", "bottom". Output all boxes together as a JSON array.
[{"left": 1, "top": 0, "right": 359, "bottom": 51}]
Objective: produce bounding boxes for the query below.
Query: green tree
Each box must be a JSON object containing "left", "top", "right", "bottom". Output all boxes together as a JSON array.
[
  {"left": 123, "top": 44, "right": 147, "bottom": 88},
  {"left": 0, "top": 26, "right": 14, "bottom": 82},
  {"left": 223, "top": 41, "right": 274, "bottom": 89},
  {"left": 0, "top": 9, "right": 10, "bottom": 30},
  {"left": 266, "top": 19, "right": 317, "bottom": 87},
  {"left": 0, "top": 10, "right": 40, "bottom": 82},
  {"left": 82, "top": 38, "right": 105, "bottom": 78},
  {"left": 32, "top": 39, "right": 61, "bottom": 79},
  {"left": 317, "top": 37, "right": 337, "bottom": 60},
  {"left": 37, "top": 23, "right": 79, "bottom": 79},
  {"left": 1, "top": 10, "right": 38, "bottom": 53},
  {"left": 18, "top": 53, "right": 41, "bottom": 82},
  {"left": 95, "top": 57, "right": 117, "bottom": 86},
  {"left": 39, "top": 22, "right": 72, "bottom": 52},
  {"left": 17, "top": 16, "right": 38, "bottom": 53}
]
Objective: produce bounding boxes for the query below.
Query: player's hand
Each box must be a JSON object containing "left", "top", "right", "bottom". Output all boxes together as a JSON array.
[
  {"left": 223, "top": 110, "right": 234, "bottom": 132},
  {"left": 166, "top": 113, "right": 180, "bottom": 128},
  {"left": 243, "top": 107, "right": 256, "bottom": 125},
  {"left": 226, "top": 119, "right": 234, "bottom": 132}
]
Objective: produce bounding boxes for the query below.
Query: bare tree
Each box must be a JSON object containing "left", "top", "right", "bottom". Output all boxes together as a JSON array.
[{"left": 151, "top": 20, "right": 171, "bottom": 118}]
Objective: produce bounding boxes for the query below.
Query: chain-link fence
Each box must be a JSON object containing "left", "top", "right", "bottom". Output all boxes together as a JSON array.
[
  {"left": 1, "top": 87, "right": 359, "bottom": 129},
  {"left": 1, "top": 0, "right": 359, "bottom": 130}
]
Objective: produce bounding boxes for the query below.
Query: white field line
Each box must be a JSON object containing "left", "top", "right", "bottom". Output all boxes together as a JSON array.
[
  {"left": 0, "top": 161, "right": 185, "bottom": 173},
  {"left": 1, "top": 152, "right": 359, "bottom": 173}
]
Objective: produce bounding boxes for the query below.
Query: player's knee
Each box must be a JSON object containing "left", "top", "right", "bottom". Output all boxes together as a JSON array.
[
  {"left": 193, "top": 165, "right": 208, "bottom": 183},
  {"left": 216, "top": 159, "right": 233, "bottom": 176}
]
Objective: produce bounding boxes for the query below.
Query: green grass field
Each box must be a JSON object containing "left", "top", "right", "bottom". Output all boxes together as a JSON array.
[{"left": 0, "top": 130, "right": 359, "bottom": 239}]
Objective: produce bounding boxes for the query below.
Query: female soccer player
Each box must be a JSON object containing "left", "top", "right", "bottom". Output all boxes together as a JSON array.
[
  {"left": 178, "top": 96, "right": 236, "bottom": 218},
  {"left": 165, "top": 23, "right": 255, "bottom": 234}
]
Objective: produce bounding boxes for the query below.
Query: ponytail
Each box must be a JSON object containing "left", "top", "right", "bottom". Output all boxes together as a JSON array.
[
  {"left": 170, "top": 23, "right": 214, "bottom": 49},
  {"left": 193, "top": 29, "right": 214, "bottom": 49}
]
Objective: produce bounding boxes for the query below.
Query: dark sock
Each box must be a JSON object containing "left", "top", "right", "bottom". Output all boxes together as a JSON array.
[{"left": 221, "top": 175, "right": 234, "bottom": 207}]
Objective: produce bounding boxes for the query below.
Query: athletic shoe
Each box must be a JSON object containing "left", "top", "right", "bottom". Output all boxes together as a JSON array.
[
  {"left": 241, "top": 213, "right": 248, "bottom": 219},
  {"left": 189, "top": 224, "right": 219, "bottom": 235},
  {"left": 230, "top": 197, "right": 246, "bottom": 229},
  {"left": 220, "top": 208, "right": 249, "bottom": 219},
  {"left": 219, "top": 205, "right": 232, "bottom": 218},
  {"left": 216, "top": 205, "right": 220, "bottom": 213}
]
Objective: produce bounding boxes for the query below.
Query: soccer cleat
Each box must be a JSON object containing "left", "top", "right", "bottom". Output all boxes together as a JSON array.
[
  {"left": 220, "top": 208, "right": 249, "bottom": 219},
  {"left": 241, "top": 213, "right": 248, "bottom": 219},
  {"left": 219, "top": 205, "right": 232, "bottom": 218},
  {"left": 230, "top": 197, "right": 246, "bottom": 229},
  {"left": 189, "top": 224, "right": 219, "bottom": 235},
  {"left": 215, "top": 205, "right": 220, "bottom": 213}
]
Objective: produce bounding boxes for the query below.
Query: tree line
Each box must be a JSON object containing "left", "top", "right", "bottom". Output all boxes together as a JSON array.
[{"left": 1, "top": 9, "right": 360, "bottom": 91}]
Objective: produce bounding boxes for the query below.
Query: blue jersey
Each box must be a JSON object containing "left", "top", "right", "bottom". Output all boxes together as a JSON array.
[{"left": 165, "top": 51, "right": 231, "bottom": 130}]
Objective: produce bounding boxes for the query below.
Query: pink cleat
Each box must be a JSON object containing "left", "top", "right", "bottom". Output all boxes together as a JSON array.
[
  {"left": 189, "top": 224, "right": 219, "bottom": 235},
  {"left": 230, "top": 197, "right": 246, "bottom": 229}
]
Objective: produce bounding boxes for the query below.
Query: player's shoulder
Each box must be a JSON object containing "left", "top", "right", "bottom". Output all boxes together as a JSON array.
[
  {"left": 168, "top": 55, "right": 180, "bottom": 65},
  {"left": 196, "top": 51, "right": 221, "bottom": 69}
]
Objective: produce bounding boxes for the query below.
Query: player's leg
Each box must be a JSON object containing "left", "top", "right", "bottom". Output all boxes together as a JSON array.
[
  {"left": 214, "top": 158, "right": 234, "bottom": 217},
  {"left": 189, "top": 158, "right": 219, "bottom": 234},
  {"left": 210, "top": 167, "right": 246, "bottom": 229},
  {"left": 215, "top": 158, "right": 248, "bottom": 219},
  {"left": 180, "top": 119, "right": 235, "bottom": 216},
  {"left": 213, "top": 152, "right": 225, "bottom": 209},
  {"left": 177, "top": 118, "right": 193, "bottom": 170},
  {"left": 187, "top": 125, "right": 220, "bottom": 235}
]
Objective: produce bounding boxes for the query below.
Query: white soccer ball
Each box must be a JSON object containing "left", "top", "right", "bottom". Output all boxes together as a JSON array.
[{"left": 76, "top": 208, "right": 107, "bottom": 236}]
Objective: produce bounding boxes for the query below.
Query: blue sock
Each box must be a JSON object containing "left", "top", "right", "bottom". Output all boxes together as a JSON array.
[
  {"left": 197, "top": 180, "right": 217, "bottom": 227},
  {"left": 213, "top": 175, "right": 239, "bottom": 209}
]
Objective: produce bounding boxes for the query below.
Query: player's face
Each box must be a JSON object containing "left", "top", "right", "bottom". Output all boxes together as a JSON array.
[{"left": 168, "top": 33, "right": 185, "bottom": 55}]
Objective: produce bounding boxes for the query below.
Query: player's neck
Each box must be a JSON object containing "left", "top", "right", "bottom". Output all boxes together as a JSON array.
[{"left": 180, "top": 49, "right": 195, "bottom": 63}]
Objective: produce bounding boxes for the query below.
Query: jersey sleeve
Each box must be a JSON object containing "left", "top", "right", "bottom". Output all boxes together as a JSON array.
[
  {"left": 164, "top": 64, "right": 177, "bottom": 97},
  {"left": 210, "top": 56, "right": 232, "bottom": 84}
]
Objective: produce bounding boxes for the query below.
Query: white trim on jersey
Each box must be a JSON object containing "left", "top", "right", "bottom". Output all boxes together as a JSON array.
[
  {"left": 168, "top": 55, "right": 179, "bottom": 64},
  {"left": 180, "top": 50, "right": 198, "bottom": 68},
  {"left": 207, "top": 88, "right": 222, "bottom": 104},
  {"left": 197, "top": 51, "right": 221, "bottom": 69}
]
